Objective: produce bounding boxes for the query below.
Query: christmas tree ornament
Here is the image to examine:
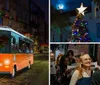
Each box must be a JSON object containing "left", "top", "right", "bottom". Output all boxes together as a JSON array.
[
  {"left": 85, "top": 21, "right": 88, "bottom": 25},
  {"left": 77, "top": 3, "right": 87, "bottom": 15}
]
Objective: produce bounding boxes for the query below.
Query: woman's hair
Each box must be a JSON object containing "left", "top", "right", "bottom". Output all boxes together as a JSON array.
[
  {"left": 67, "top": 50, "right": 74, "bottom": 57},
  {"left": 56, "top": 54, "right": 63, "bottom": 65},
  {"left": 76, "top": 54, "right": 91, "bottom": 79},
  {"left": 59, "top": 55, "right": 68, "bottom": 72}
]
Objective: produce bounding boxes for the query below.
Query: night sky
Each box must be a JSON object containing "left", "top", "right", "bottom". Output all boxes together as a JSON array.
[
  {"left": 33, "top": 0, "right": 48, "bottom": 22},
  {"left": 51, "top": 0, "right": 92, "bottom": 12}
]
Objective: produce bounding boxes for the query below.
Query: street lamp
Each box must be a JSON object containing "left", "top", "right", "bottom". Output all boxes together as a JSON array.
[
  {"left": 58, "top": 4, "right": 64, "bottom": 10},
  {"left": 57, "top": 4, "right": 64, "bottom": 13}
]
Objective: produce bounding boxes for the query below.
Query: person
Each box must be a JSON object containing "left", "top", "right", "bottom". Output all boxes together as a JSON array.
[
  {"left": 26, "top": 47, "right": 29, "bottom": 53},
  {"left": 59, "top": 55, "right": 72, "bottom": 85},
  {"left": 56, "top": 53, "right": 63, "bottom": 67},
  {"left": 56, "top": 54, "right": 63, "bottom": 81},
  {"left": 69, "top": 54, "right": 92, "bottom": 85},
  {"left": 91, "top": 66, "right": 100, "bottom": 85},
  {"left": 66, "top": 50, "right": 76, "bottom": 65},
  {"left": 30, "top": 48, "right": 33, "bottom": 53},
  {"left": 50, "top": 53, "right": 57, "bottom": 85}
]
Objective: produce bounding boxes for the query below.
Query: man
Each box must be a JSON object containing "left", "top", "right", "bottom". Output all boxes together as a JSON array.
[
  {"left": 91, "top": 65, "right": 100, "bottom": 85},
  {"left": 50, "top": 52, "right": 57, "bottom": 85}
]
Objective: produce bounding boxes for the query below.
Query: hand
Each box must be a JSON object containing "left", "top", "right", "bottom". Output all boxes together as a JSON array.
[
  {"left": 65, "top": 69, "right": 72, "bottom": 74},
  {"left": 75, "top": 57, "right": 80, "bottom": 63}
]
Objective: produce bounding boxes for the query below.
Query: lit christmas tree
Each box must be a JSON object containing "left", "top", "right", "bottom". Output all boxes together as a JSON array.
[{"left": 71, "top": 3, "right": 91, "bottom": 42}]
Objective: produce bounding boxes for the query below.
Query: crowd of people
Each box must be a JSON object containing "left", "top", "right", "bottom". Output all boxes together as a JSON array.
[{"left": 50, "top": 50, "right": 100, "bottom": 85}]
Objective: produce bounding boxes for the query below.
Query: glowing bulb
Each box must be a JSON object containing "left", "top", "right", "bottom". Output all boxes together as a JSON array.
[{"left": 58, "top": 4, "right": 64, "bottom": 10}]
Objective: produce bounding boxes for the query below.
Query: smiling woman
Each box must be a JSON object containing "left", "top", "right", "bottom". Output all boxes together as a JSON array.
[{"left": 69, "top": 54, "right": 92, "bottom": 85}]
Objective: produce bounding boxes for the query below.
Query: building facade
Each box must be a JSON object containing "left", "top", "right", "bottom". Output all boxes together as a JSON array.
[{"left": 0, "top": 0, "right": 47, "bottom": 53}]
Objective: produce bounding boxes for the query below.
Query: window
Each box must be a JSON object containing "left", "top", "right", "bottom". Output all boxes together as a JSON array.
[
  {"left": 0, "top": 31, "right": 10, "bottom": 53},
  {"left": 11, "top": 37, "right": 19, "bottom": 53},
  {"left": 19, "top": 38, "right": 33, "bottom": 53},
  {"left": 11, "top": 32, "right": 19, "bottom": 53},
  {"left": 19, "top": 38, "right": 26, "bottom": 53}
]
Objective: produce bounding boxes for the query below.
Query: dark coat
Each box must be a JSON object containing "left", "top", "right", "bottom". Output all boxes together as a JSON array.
[{"left": 91, "top": 70, "right": 100, "bottom": 85}]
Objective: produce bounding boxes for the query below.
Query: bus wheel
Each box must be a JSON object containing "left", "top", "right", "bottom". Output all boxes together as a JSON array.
[
  {"left": 28, "top": 62, "right": 31, "bottom": 69},
  {"left": 11, "top": 66, "right": 16, "bottom": 78}
]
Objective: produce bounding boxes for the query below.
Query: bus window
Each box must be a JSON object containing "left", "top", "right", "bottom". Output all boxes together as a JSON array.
[
  {"left": 11, "top": 37, "right": 16, "bottom": 46},
  {"left": 30, "top": 43, "right": 34, "bottom": 53},
  {"left": 19, "top": 38, "right": 30, "bottom": 53},
  {"left": 19, "top": 39, "right": 25, "bottom": 53},
  {"left": 12, "top": 37, "right": 16, "bottom": 45},
  {"left": 25, "top": 42, "right": 30, "bottom": 53},
  {"left": 19, "top": 38, "right": 33, "bottom": 54},
  {"left": 26, "top": 42, "right": 34, "bottom": 53},
  {"left": 0, "top": 31, "right": 10, "bottom": 53},
  {"left": 11, "top": 37, "right": 19, "bottom": 53}
]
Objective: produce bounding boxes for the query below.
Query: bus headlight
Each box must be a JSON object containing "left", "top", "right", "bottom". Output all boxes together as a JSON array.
[{"left": 4, "top": 59, "right": 10, "bottom": 65}]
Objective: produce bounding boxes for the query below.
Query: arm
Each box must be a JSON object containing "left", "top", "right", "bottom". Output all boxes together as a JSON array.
[{"left": 69, "top": 70, "right": 79, "bottom": 85}]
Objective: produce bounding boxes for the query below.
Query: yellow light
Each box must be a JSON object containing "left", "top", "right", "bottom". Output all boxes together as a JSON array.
[
  {"left": 5, "top": 66, "right": 9, "bottom": 68},
  {"left": 4, "top": 59, "right": 10, "bottom": 65}
]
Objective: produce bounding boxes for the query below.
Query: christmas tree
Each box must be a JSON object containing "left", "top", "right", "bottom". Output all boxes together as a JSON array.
[{"left": 71, "top": 3, "right": 91, "bottom": 42}]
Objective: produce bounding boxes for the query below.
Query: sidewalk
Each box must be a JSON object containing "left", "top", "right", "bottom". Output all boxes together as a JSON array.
[
  {"left": 34, "top": 52, "right": 48, "bottom": 60},
  {"left": 34, "top": 52, "right": 48, "bottom": 56}
]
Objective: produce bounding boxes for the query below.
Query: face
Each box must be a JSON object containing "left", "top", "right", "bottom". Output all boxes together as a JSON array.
[
  {"left": 69, "top": 54, "right": 73, "bottom": 59},
  {"left": 81, "top": 54, "right": 92, "bottom": 67},
  {"left": 64, "top": 57, "right": 69, "bottom": 65}
]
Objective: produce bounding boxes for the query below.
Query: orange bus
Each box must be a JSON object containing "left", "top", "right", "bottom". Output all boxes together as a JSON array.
[{"left": 0, "top": 26, "right": 34, "bottom": 78}]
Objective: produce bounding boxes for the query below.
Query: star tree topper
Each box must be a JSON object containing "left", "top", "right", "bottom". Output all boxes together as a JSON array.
[{"left": 77, "top": 3, "right": 87, "bottom": 15}]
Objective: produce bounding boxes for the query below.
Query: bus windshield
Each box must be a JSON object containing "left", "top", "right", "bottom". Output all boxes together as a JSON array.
[{"left": 0, "top": 31, "right": 10, "bottom": 53}]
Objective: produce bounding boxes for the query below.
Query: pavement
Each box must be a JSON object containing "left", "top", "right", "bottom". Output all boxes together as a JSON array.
[{"left": 34, "top": 53, "right": 48, "bottom": 60}]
